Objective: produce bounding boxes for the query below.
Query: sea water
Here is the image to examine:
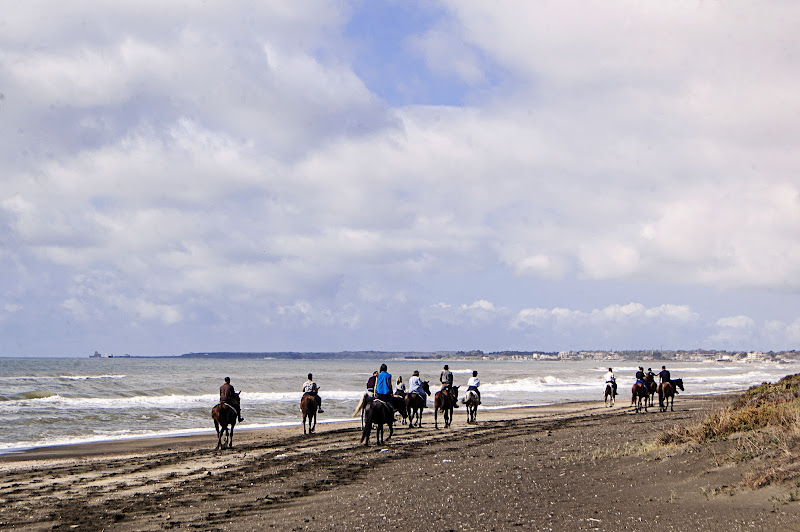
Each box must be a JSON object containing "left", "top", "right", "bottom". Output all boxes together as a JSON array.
[{"left": 1, "top": 356, "right": 799, "bottom": 454}]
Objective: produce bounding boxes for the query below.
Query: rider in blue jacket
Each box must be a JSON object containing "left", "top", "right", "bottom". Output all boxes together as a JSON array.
[{"left": 375, "top": 364, "right": 393, "bottom": 407}]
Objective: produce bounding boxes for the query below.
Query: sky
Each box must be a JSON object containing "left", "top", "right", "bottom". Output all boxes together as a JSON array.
[{"left": 1, "top": 1, "right": 799, "bottom": 357}]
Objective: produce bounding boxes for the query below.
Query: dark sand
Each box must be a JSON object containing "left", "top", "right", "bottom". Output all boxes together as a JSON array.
[{"left": 1, "top": 394, "right": 798, "bottom": 531}]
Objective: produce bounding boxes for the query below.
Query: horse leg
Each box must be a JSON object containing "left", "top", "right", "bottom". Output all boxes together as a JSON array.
[
  {"left": 360, "top": 418, "right": 371, "bottom": 446},
  {"left": 229, "top": 425, "right": 234, "bottom": 449},
  {"left": 214, "top": 420, "right": 222, "bottom": 450},
  {"left": 434, "top": 405, "right": 439, "bottom": 429}
]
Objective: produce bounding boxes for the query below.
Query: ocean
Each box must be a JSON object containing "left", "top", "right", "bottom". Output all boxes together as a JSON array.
[{"left": 2, "top": 356, "right": 799, "bottom": 454}]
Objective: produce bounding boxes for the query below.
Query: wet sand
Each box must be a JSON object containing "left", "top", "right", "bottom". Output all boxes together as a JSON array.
[{"left": 1, "top": 394, "right": 798, "bottom": 531}]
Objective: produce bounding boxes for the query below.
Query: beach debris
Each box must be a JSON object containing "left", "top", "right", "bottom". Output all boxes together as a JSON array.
[{"left": 380, "top": 448, "right": 389, "bottom": 452}]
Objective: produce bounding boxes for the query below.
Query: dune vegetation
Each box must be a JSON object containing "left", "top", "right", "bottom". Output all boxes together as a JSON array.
[{"left": 660, "top": 373, "right": 800, "bottom": 488}]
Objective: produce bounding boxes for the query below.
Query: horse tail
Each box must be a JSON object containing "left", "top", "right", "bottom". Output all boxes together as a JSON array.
[{"left": 353, "top": 392, "right": 369, "bottom": 417}]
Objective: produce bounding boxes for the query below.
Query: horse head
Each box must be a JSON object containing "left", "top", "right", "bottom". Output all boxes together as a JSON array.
[
  {"left": 675, "top": 378, "right": 684, "bottom": 391},
  {"left": 421, "top": 380, "right": 431, "bottom": 395},
  {"left": 450, "top": 385, "right": 459, "bottom": 403}
]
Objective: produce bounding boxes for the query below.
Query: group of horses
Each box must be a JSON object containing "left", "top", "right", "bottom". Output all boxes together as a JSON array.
[
  {"left": 355, "top": 381, "right": 481, "bottom": 446},
  {"left": 603, "top": 376, "right": 685, "bottom": 413},
  {"left": 211, "top": 380, "right": 482, "bottom": 450}
]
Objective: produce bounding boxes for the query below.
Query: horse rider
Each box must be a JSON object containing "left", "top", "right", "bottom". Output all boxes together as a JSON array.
[
  {"left": 658, "top": 365, "right": 676, "bottom": 394},
  {"left": 301, "top": 373, "right": 324, "bottom": 413},
  {"left": 440, "top": 364, "right": 459, "bottom": 407},
  {"left": 375, "top": 364, "right": 394, "bottom": 409},
  {"left": 394, "top": 375, "right": 406, "bottom": 397},
  {"left": 466, "top": 370, "right": 481, "bottom": 404},
  {"left": 366, "top": 370, "right": 378, "bottom": 396},
  {"left": 409, "top": 370, "right": 427, "bottom": 408},
  {"left": 634, "top": 366, "right": 647, "bottom": 391},
  {"left": 604, "top": 367, "right": 617, "bottom": 396},
  {"left": 219, "top": 376, "right": 244, "bottom": 422}
]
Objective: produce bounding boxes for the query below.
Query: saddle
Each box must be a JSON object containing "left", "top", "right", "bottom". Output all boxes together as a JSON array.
[{"left": 219, "top": 401, "right": 238, "bottom": 414}]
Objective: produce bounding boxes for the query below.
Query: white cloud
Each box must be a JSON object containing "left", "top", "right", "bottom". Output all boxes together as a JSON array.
[
  {"left": 421, "top": 299, "right": 506, "bottom": 327},
  {"left": 277, "top": 300, "right": 360, "bottom": 329},
  {"left": 715, "top": 315, "right": 756, "bottom": 330},
  {"left": 514, "top": 302, "right": 698, "bottom": 330}
]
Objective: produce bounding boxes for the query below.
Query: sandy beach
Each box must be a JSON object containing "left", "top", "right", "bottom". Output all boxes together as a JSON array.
[{"left": 1, "top": 394, "right": 798, "bottom": 531}]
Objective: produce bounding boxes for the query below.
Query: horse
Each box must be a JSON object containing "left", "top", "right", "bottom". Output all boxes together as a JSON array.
[
  {"left": 391, "top": 394, "right": 409, "bottom": 424},
  {"left": 434, "top": 385, "right": 459, "bottom": 429},
  {"left": 360, "top": 398, "right": 394, "bottom": 446},
  {"left": 405, "top": 380, "right": 430, "bottom": 428},
  {"left": 211, "top": 395, "right": 239, "bottom": 450},
  {"left": 631, "top": 382, "right": 648, "bottom": 413},
  {"left": 463, "top": 389, "right": 479, "bottom": 423},
  {"left": 604, "top": 383, "right": 615, "bottom": 407},
  {"left": 644, "top": 374, "right": 657, "bottom": 407},
  {"left": 301, "top": 393, "right": 317, "bottom": 434},
  {"left": 658, "top": 378, "right": 684, "bottom": 412}
]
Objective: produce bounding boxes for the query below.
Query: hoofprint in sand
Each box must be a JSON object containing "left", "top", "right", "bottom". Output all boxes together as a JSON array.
[{"left": 1, "top": 396, "right": 798, "bottom": 531}]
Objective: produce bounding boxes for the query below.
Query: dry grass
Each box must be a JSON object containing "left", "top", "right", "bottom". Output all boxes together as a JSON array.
[
  {"left": 659, "top": 373, "right": 800, "bottom": 446},
  {"left": 658, "top": 373, "right": 800, "bottom": 488}
]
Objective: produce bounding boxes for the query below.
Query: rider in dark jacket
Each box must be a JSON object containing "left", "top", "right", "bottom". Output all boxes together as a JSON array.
[
  {"left": 220, "top": 377, "right": 244, "bottom": 422},
  {"left": 658, "top": 365, "right": 677, "bottom": 394},
  {"left": 634, "top": 367, "right": 647, "bottom": 390}
]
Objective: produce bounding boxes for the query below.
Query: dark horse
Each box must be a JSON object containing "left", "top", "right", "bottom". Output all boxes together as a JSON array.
[
  {"left": 212, "top": 395, "right": 239, "bottom": 450},
  {"left": 391, "top": 394, "right": 409, "bottom": 424},
  {"left": 604, "top": 383, "right": 615, "bottom": 407},
  {"left": 658, "top": 378, "right": 684, "bottom": 412},
  {"left": 405, "top": 381, "right": 431, "bottom": 428},
  {"left": 434, "top": 385, "right": 459, "bottom": 429},
  {"left": 631, "top": 382, "right": 648, "bottom": 413},
  {"left": 301, "top": 393, "right": 317, "bottom": 434},
  {"left": 463, "top": 389, "right": 479, "bottom": 423},
  {"left": 360, "top": 398, "right": 394, "bottom": 446},
  {"left": 644, "top": 374, "right": 657, "bottom": 407}
]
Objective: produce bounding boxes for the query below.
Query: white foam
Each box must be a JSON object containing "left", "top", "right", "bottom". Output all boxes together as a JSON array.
[
  {"left": 6, "top": 389, "right": 368, "bottom": 410},
  {"left": 0, "top": 416, "right": 360, "bottom": 454},
  {"left": 482, "top": 376, "right": 596, "bottom": 394}
]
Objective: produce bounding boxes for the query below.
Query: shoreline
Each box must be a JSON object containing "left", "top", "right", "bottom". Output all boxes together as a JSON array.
[
  {"left": 0, "top": 402, "right": 577, "bottom": 466},
  {"left": 0, "top": 389, "right": 747, "bottom": 461}
]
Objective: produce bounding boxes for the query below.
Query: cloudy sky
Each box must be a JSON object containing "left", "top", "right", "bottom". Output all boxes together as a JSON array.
[{"left": 1, "top": 1, "right": 799, "bottom": 356}]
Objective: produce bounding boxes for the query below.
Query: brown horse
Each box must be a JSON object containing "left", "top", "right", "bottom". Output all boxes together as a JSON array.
[
  {"left": 658, "top": 378, "right": 684, "bottom": 412},
  {"left": 360, "top": 398, "right": 394, "bottom": 446},
  {"left": 301, "top": 393, "right": 317, "bottom": 434},
  {"left": 463, "top": 389, "right": 479, "bottom": 423},
  {"left": 644, "top": 374, "right": 657, "bottom": 407},
  {"left": 405, "top": 380, "right": 430, "bottom": 428},
  {"left": 212, "top": 396, "right": 239, "bottom": 450},
  {"left": 604, "top": 383, "right": 615, "bottom": 407},
  {"left": 434, "top": 385, "right": 459, "bottom": 429},
  {"left": 631, "top": 382, "right": 648, "bottom": 413}
]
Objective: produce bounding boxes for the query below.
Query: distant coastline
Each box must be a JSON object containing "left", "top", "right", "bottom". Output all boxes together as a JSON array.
[
  {"left": 169, "top": 348, "right": 800, "bottom": 363},
  {"left": 81, "top": 348, "right": 800, "bottom": 363}
]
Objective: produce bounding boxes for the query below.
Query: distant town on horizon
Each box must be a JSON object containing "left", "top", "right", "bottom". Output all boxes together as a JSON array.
[{"left": 88, "top": 349, "right": 800, "bottom": 363}]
